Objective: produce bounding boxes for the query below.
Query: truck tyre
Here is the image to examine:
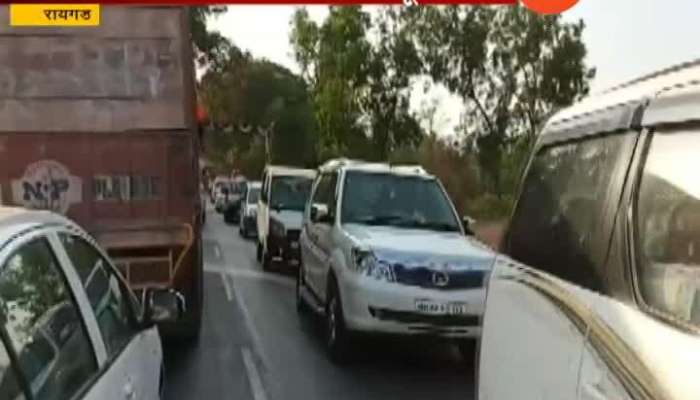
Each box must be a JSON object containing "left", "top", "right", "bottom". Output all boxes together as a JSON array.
[{"left": 326, "top": 277, "right": 352, "bottom": 364}]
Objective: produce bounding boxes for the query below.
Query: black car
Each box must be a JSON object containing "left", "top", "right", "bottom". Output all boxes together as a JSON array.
[{"left": 223, "top": 180, "right": 248, "bottom": 224}]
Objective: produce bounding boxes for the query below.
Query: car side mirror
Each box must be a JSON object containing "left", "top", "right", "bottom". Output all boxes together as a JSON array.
[
  {"left": 142, "top": 288, "right": 186, "bottom": 327},
  {"left": 310, "top": 203, "right": 330, "bottom": 224},
  {"left": 462, "top": 215, "right": 476, "bottom": 236}
]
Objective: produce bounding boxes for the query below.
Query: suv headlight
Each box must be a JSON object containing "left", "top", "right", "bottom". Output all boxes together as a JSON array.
[{"left": 350, "top": 248, "right": 395, "bottom": 282}]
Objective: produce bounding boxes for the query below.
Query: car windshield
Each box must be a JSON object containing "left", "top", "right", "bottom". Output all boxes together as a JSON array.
[
  {"left": 341, "top": 172, "right": 461, "bottom": 232},
  {"left": 248, "top": 188, "right": 261, "bottom": 204},
  {"left": 270, "top": 176, "right": 313, "bottom": 211}
]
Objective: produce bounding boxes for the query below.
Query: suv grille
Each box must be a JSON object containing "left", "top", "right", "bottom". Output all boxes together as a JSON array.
[
  {"left": 393, "top": 264, "right": 485, "bottom": 290},
  {"left": 287, "top": 229, "right": 301, "bottom": 242}
]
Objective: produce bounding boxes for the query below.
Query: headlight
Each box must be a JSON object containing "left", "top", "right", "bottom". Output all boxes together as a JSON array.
[{"left": 350, "top": 248, "right": 395, "bottom": 282}]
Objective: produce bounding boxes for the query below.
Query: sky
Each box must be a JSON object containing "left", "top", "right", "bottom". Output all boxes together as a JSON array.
[{"left": 208, "top": 1, "right": 700, "bottom": 135}]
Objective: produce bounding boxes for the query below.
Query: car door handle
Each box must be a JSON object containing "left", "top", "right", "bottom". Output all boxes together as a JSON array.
[
  {"left": 124, "top": 378, "right": 136, "bottom": 400},
  {"left": 581, "top": 383, "right": 608, "bottom": 400}
]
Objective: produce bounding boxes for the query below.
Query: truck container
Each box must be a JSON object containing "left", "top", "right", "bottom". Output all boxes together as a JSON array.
[{"left": 0, "top": 5, "right": 204, "bottom": 339}]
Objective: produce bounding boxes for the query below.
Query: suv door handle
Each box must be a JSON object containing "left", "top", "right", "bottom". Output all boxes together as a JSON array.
[
  {"left": 581, "top": 383, "right": 608, "bottom": 400},
  {"left": 124, "top": 378, "right": 136, "bottom": 400}
]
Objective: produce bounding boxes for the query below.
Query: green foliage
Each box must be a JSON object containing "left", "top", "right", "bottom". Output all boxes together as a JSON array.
[
  {"left": 403, "top": 6, "right": 594, "bottom": 196},
  {"left": 198, "top": 6, "right": 594, "bottom": 220},
  {"left": 290, "top": 6, "right": 423, "bottom": 161},
  {"left": 189, "top": 6, "right": 232, "bottom": 68},
  {"left": 200, "top": 56, "right": 318, "bottom": 174}
]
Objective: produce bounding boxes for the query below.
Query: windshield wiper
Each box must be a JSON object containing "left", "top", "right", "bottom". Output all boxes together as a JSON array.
[
  {"left": 403, "top": 221, "right": 461, "bottom": 232},
  {"left": 355, "top": 214, "right": 412, "bottom": 226}
]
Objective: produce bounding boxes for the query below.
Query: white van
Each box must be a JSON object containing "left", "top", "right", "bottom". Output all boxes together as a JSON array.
[{"left": 256, "top": 166, "right": 316, "bottom": 270}]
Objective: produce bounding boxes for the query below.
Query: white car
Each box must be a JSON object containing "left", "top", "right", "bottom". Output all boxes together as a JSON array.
[
  {"left": 256, "top": 166, "right": 316, "bottom": 270},
  {"left": 297, "top": 159, "right": 494, "bottom": 363},
  {"left": 240, "top": 181, "right": 261, "bottom": 238},
  {"left": 0, "top": 207, "right": 183, "bottom": 400}
]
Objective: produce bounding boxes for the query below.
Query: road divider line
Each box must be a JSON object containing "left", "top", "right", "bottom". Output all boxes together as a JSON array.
[
  {"left": 230, "top": 272, "right": 272, "bottom": 370},
  {"left": 221, "top": 271, "right": 233, "bottom": 301},
  {"left": 242, "top": 347, "right": 268, "bottom": 400}
]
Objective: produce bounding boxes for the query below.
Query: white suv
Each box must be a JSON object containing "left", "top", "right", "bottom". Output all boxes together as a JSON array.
[{"left": 297, "top": 159, "right": 495, "bottom": 363}]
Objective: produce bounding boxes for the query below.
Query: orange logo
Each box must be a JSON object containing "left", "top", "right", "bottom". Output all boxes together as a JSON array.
[{"left": 522, "top": 0, "right": 580, "bottom": 14}]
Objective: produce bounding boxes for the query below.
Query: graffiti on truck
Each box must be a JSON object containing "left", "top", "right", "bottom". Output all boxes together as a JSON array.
[{"left": 12, "top": 160, "right": 82, "bottom": 214}]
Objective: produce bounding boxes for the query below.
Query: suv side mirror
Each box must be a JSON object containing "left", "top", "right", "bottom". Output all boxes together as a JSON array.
[
  {"left": 142, "top": 288, "right": 186, "bottom": 327},
  {"left": 462, "top": 215, "right": 476, "bottom": 236},
  {"left": 310, "top": 203, "right": 330, "bottom": 224}
]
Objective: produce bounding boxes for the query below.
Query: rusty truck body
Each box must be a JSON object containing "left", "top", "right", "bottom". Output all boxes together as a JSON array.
[{"left": 0, "top": 6, "right": 204, "bottom": 338}]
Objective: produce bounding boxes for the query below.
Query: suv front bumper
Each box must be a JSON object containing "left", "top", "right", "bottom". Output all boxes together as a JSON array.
[
  {"left": 267, "top": 231, "right": 302, "bottom": 267},
  {"left": 339, "top": 274, "right": 485, "bottom": 338}
]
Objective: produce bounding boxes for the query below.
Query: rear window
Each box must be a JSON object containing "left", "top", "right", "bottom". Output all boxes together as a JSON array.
[
  {"left": 507, "top": 134, "right": 629, "bottom": 291},
  {"left": 248, "top": 188, "right": 261, "bottom": 204},
  {"left": 270, "top": 176, "right": 313, "bottom": 212},
  {"left": 635, "top": 129, "right": 700, "bottom": 326}
]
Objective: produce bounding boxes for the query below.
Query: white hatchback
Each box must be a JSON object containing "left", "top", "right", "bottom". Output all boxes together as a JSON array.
[{"left": 0, "top": 207, "right": 183, "bottom": 400}]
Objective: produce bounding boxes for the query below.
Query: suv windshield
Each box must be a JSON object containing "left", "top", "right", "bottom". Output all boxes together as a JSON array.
[
  {"left": 270, "top": 176, "right": 313, "bottom": 211},
  {"left": 341, "top": 171, "right": 461, "bottom": 232},
  {"left": 248, "top": 188, "right": 261, "bottom": 204}
]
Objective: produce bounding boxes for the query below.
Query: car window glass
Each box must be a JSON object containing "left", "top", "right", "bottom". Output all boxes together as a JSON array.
[
  {"left": 340, "top": 172, "right": 460, "bottom": 232},
  {"left": 261, "top": 173, "right": 269, "bottom": 202},
  {"left": 0, "top": 339, "right": 25, "bottom": 400},
  {"left": 58, "top": 234, "right": 139, "bottom": 359},
  {"left": 248, "top": 188, "right": 261, "bottom": 204},
  {"left": 636, "top": 129, "right": 700, "bottom": 325},
  {"left": 0, "top": 238, "right": 96, "bottom": 400},
  {"left": 311, "top": 174, "right": 332, "bottom": 207},
  {"left": 508, "top": 134, "right": 628, "bottom": 291},
  {"left": 270, "top": 176, "right": 313, "bottom": 212}
]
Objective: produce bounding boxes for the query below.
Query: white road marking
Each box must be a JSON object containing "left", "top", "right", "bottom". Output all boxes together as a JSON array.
[
  {"left": 213, "top": 244, "right": 222, "bottom": 260},
  {"left": 221, "top": 271, "right": 233, "bottom": 301},
  {"left": 241, "top": 347, "right": 268, "bottom": 400},
  {"left": 204, "top": 266, "right": 295, "bottom": 288},
  {"left": 230, "top": 271, "right": 272, "bottom": 369}
]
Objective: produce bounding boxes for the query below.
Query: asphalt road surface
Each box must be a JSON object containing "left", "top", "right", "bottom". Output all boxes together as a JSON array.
[{"left": 163, "top": 207, "right": 476, "bottom": 400}]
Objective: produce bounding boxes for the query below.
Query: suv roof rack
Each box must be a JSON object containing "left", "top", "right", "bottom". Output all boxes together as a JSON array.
[{"left": 390, "top": 164, "right": 428, "bottom": 175}]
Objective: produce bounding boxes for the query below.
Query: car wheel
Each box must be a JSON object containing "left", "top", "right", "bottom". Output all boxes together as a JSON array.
[
  {"left": 456, "top": 339, "right": 477, "bottom": 364},
  {"left": 326, "top": 278, "right": 352, "bottom": 364},
  {"left": 296, "top": 264, "right": 308, "bottom": 313},
  {"left": 256, "top": 241, "right": 262, "bottom": 262}
]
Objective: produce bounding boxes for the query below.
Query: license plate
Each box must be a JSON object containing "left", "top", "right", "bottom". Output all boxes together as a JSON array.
[{"left": 415, "top": 300, "right": 468, "bottom": 315}]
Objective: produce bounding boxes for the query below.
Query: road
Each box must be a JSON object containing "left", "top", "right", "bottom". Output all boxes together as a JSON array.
[{"left": 163, "top": 207, "right": 476, "bottom": 400}]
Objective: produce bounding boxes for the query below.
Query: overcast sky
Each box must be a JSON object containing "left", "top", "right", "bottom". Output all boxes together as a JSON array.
[{"left": 208, "top": 1, "right": 700, "bottom": 135}]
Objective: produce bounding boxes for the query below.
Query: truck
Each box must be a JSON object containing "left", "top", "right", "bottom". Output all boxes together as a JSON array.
[{"left": 0, "top": 5, "right": 204, "bottom": 339}]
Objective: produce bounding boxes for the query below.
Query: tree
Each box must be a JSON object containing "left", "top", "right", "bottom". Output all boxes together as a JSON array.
[
  {"left": 361, "top": 7, "right": 423, "bottom": 160},
  {"left": 291, "top": 6, "right": 424, "bottom": 161},
  {"left": 291, "top": 6, "right": 373, "bottom": 159},
  {"left": 200, "top": 57, "right": 318, "bottom": 174},
  {"left": 189, "top": 6, "right": 233, "bottom": 68},
  {"left": 403, "top": 6, "right": 595, "bottom": 196}
]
